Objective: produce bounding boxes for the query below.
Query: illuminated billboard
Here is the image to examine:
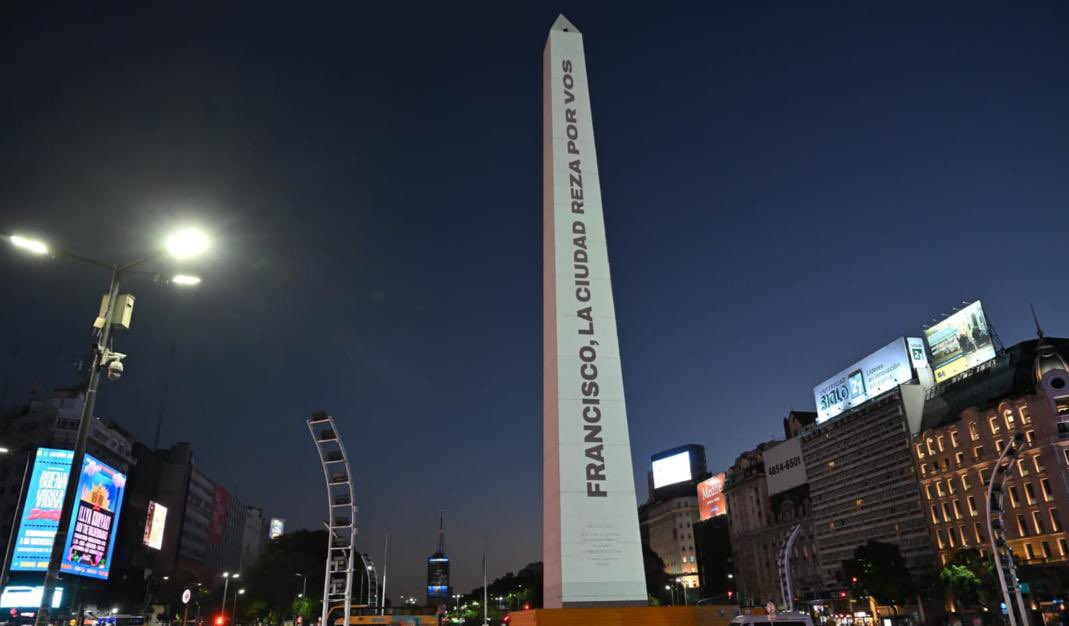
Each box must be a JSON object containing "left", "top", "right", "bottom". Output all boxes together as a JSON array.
[
  {"left": 59, "top": 453, "right": 126, "bottom": 579},
  {"left": 924, "top": 300, "right": 996, "bottom": 383},
  {"left": 11, "top": 448, "right": 126, "bottom": 580},
  {"left": 143, "top": 501, "right": 167, "bottom": 550},
  {"left": 10, "top": 448, "right": 74, "bottom": 572},
  {"left": 697, "top": 473, "right": 726, "bottom": 520},
  {"left": 269, "top": 518, "right": 285, "bottom": 540},
  {"left": 765, "top": 438, "right": 807, "bottom": 496},
  {"left": 651, "top": 451, "right": 692, "bottom": 489},
  {"left": 814, "top": 338, "right": 915, "bottom": 423},
  {"left": 0, "top": 586, "right": 63, "bottom": 609}
]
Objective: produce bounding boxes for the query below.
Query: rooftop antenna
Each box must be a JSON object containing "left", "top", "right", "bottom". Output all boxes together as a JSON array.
[
  {"left": 1030, "top": 303, "right": 1044, "bottom": 339},
  {"left": 437, "top": 510, "right": 445, "bottom": 554}
]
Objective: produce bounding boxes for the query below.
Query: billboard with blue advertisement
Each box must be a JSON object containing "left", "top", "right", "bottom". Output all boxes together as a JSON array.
[
  {"left": 9, "top": 448, "right": 126, "bottom": 580},
  {"left": 9, "top": 448, "right": 74, "bottom": 572}
]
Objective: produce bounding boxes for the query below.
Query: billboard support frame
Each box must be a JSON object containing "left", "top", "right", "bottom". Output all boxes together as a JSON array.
[{"left": 0, "top": 454, "right": 33, "bottom": 587}]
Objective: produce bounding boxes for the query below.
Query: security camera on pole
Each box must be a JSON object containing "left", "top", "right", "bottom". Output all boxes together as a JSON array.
[{"left": 6, "top": 228, "right": 211, "bottom": 626}]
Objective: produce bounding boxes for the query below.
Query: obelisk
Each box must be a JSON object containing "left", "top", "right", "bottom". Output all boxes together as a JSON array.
[{"left": 543, "top": 14, "right": 647, "bottom": 608}]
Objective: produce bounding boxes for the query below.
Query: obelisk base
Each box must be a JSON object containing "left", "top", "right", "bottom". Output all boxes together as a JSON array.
[{"left": 507, "top": 605, "right": 746, "bottom": 626}]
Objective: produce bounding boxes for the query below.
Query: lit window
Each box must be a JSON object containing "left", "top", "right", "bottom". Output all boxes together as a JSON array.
[
  {"left": 1051, "top": 508, "right": 1062, "bottom": 532},
  {"left": 959, "top": 525, "right": 969, "bottom": 547},
  {"left": 1017, "top": 459, "right": 1030, "bottom": 477},
  {"left": 955, "top": 452, "right": 964, "bottom": 466},
  {"left": 1009, "top": 485, "right": 1020, "bottom": 507},
  {"left": 936, "top": 481, "right": 945, "bottom": 497},
  {"left": 1041, "top": 478, "right": 1054, "bottom": 502},
  {"left": 930, "top": 505, "right": 940, "bottom": 524},
  {"left": 995, "top": 439, "right": 1004, "bottom": 453},
  {"left": 1025, "top": 482, "right": 1037, "bottom": 505},
  {"left": 973, "top": 445, "right": 984, "bottom": 461},
  {"left": 1020, "top": 406, "right": 1032, "bottom": 425},
  {"left": 1060, "top": 538, "right": 1068, "bottom": 557},
  {"left": 989, "top": 416, "right": 1001, "bottom": 434},
  {"left": 1018, "top": 514, "right": 1029, "bottom": 536},
  {"left": 967, "top": 496, "right": 978, "bottom": 517},
  {"left": 1032, "top": 510, "right": 1046, "bottom": 534},
  {"left": 1042, "top": 541, "right": 1052, "bottom": 559},
  {"left": 920, "top": 463, "right": 927, "bottom": 476},
  {"left": 1025, "top": 430, "right": 1035, "bottom": 443},
  {"left": 926, "top": 438, "right": 936, "bottom": 456},
  {"left": 974, "top": 523, "right": 984, "bottom": 544},
  {"left": 961, "top": 474, "right": 971, "bottom": 491},
  {"left": 947, "top": 528, "right": 956, "bottom": 548},
  {"left": 915, "top": 444, "right": 926, "bottom": 459},
  {"left": 936, "top": 529, "right": 946, "bottom": 549},
  {"left": 1034, "top": 455, "right": 1045, "bottom": 473},
  {"left": 1025, "top": 543, "right": 1037, "bottom": 560},
  {"left": 948, "top": 479, "right": 956, "bottom": 495},
  {"left": 937, "top": 436, "right": 945, "bottom": 452},
  {"left": 969, "top": 422, "right": 980, "bottom": 441},
  {"left": 1004, "top": 410, "right": 1015, "bottom": 429},
  {"left": 950, "top": 430, "right": 960, "bottom": 447},
  {"left": 952, "top": 499, "right": 963, "bottom": 519},
  {"left": 942, "top": 502, "right": 952, "bottom": 522}
]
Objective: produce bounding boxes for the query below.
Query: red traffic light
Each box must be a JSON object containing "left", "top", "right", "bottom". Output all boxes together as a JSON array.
[
  {"left": 839, "top": 591, "right": 847, "bottom": 598},
  {"left": 522, "top": 603, "right": 531, "bottom": 610},
  {"left": 215, "top": 615, "right": 225, "bottom": 626},
  {"left": 850, "top": 576, "right": 858, "bottom": 585},
  {"left": 727, "top": 591, "right": 734, "bottom": 599}
]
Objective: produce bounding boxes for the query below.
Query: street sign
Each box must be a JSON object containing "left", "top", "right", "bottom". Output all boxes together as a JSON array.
[{"left": 182, "top": 589, "right": 192, "bottom": 605}]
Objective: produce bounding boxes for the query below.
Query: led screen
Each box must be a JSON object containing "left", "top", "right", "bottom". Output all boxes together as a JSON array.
[
  {"left": 0, "top": 586, "right": 63, "bottom": 609},
  {"left": 697, "top": 473, "right": 727, "bottom": 520},
  {"left": 651, "top": 451, "right": 692, "bottom": 489},
  {"left": 924, "top": 300, "right": 996, "bottom": 382},
  {"left": 59, "top": 453, "right": 126, "bottom": 580},
  {"left": 269, "top": 518, "right": 285, "bottom": 540},
  {"left": 143, "top": 501, "right": 167, "bottom": 550},
  {"left": 10, "top": 448, "right": 74, "bottom": 572}
]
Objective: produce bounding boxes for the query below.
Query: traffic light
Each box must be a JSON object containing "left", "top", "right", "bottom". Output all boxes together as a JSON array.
[
  {"left": 727, "top": 591, "right": 734, "bottom": 600},
  {"left": 215, "top": 615, "right": 225, "bottom": 626},
  {"left": 850, "top": 576, "right": 858, "bottom": 586},
  {"left": 839, "top": 591, "right": 847, "bottom": 599}
]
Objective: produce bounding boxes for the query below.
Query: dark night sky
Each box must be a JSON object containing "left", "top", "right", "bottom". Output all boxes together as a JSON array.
[{"left": 2, "top": 1, "right": 1068, "bottom": 600}]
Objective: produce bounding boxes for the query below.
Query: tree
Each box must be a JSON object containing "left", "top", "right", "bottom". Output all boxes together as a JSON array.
[
  {"left": 642, "top": 543, "right": 671, "bottom": 605},
  {"left": 939, "top": 548, "right": 995, "bottom": 608},
  {"left": 241, "top": 530, "right": 327, "bottom": 623},
  {"left": 841, "top": 540, "right": 914, "bottom": 607}
]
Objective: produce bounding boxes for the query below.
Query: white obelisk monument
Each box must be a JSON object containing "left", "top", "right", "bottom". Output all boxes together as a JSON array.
[{"left": 543, "top": 14, "right": 647, "bottom": 608}]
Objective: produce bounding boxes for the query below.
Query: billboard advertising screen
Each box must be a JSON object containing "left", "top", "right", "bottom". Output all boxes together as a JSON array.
[
  {"left": 697, "top": 473, "right": 726, "bottom": 520},
  {"left": 60, "top": 453, "right": 126, "bottom": 579},
  {"left": 651, "top": 451, "right": 692, "bottom": 489},
  {"left": 765, "top": 438, "right": 807, "bottom": 496},
  {"left": 0, "top": 586, "right": 63, "bottom": 609},
  {"left": 269, "top": 518, "right": 285, "bottom": 540},
  {"left": 814, "top": 338, "right": 915, "bottom": 423},
  {"left": 10, "top": 448, "right": 74, "bottom": 572},
  {"left": 143, "top": 501, "right": 167, "bottom": 550},
  {"left": 924, "top": 300, "right": 996, "bottom": 382}
]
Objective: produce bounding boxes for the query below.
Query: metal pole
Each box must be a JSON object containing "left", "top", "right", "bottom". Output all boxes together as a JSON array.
[
  {"left": 182, "top": 604, "right": 188, "bottom": 626},
  {"left": 380, "top": 535, "right": 388, "bottom": 615},
  {"left": 482, "top": 555, "right": 487, "bottom": 626},
  {"left": 221, "top": 577, "right": 231, "bottom": 622},
  {"left": 36, "top": 269, "right": 120, "bottom": 626}
]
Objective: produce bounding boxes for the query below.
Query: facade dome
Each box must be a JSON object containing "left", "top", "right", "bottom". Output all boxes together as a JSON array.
[{"left": 1033, "top": 337, "right": 1069, "bottom": 383}]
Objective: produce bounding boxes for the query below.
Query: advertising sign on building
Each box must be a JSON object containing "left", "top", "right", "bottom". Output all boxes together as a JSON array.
[
  {"left": 269, "top": 518, "right": 285, "bottom": 540},
  {"left": 59, "top": 453, "right": 127, "bottom": 580},
  {"left": 10, "top": 448, "right": 73, "bottom": 572},
  {"left": 764, "top": 438, "right": 807, "bottom": 496},
  {"left": 924, "top": 300, "right": 996, "bottom": 383},
  {"left": 697, "top": 473, "right": 727, "bottom": 520},
  {"left": 209, "top": 485, "right": 229, "bottom": 545},
  {"left": 814, "top": 338, "right": 915, "bottom": 423},
  {"left": 0, "top": 587, "right": 63, "bottom": 609},
  {"left": 652, "top": 451, "right": 693, "bottom": 489},
  {"left": 143, "top": 501, "right": 167, "bottom": 550}
]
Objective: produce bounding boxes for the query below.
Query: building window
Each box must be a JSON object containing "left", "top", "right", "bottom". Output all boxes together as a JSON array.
[
  {"left": 942, "top": 502, "right": 952, "bottom": 522},
  {"left": 955, "top": 451, "right": 964, "bottom": 466},
  {"left": 1025, "top": 430, "right": 1035, "bottom": 443},
  {"left": 979, "top": 468, "right": 990, "bottom": 486},
  {"left": 989, "top": 416, "right": 1001, "bottom": 435},
  {"left": 930, "top": 505, "right": 940, "bottom": 524},
  {"left": 1059, "top": 538, "right": 1068, "bottom": 557},
  {"left": 952, "top": 499, "right": 963, "bottom": 519},
  {"left": 946, "top": 527, "right": 956, "bottom": 548},
  {"left": 950, "top": 430, "right": 960, "bottom": 447},
  {"left": 1057, "top": 398, "right": 1069, "bottom": 415},
  {"left": 925, "top": 484, "right": 934, "bottom": 500},
  {"left": 948, "top": 479, "right": 957, "bottom": 495},
  {"left": 995, "top": 439, "right": 1004, "bottom": 453},
  {"left": 960, "top": 525, "right": 969, "bottom": 547},
  {"left": 915, "top": 444, "right": 926, "bottom": 459},
  {"left": 1025, "top": 482, "right": 1037, "bottom": 505},
  {"left": 1020, "top": 406, "right": 1032, "bottom": 425},
  {"left": 1042, "top": 541, "right": 1052, "bottom": 559},
  {"left": 937, "top": 435, "right": 945, "bottom": 452},
  {"left": 969, "top": 421, "right": 980, "bottom": 441},
  {"left": 1004, "top": 410, "right": 1015, "bottom": 429},
  {"left": 1017, "top": 514, "right": 1029, "bottom": 536},
  {"left": 1041, "top": 478, "right": 1054, "bottom": 502},
  {"left": 1017, "top": 459, "right": 1030, "bottom": 477},
  {"left": 926, "top": 439, "right": 935, "bottom": 456},
  {"left": 962, "top": 474, "right": 971, "bottom": 491},
  {"left": 936, "top": 529, "right": 946, "bottom": 550},
  {"left": 920, "top": 463, "right": 927, "bottom": 476},
  {"left": 1051, "top": 508, "right": 1063, "bottom": 532},
  {"left": 967, "top": 495, "right": 979, "bottom": 517},
  {"left": 1026, "top": 543, "right": 1037, "bottom": 560},
  {"left": 1034, "top": 455, "right": 1045, "bottom": 473},
  {"left": 1032, "top": 510, "right": 1046, "bottom": 534},
  {"left": 936, "top": 481, "right": 945, "bottom": 497},
  {"left": 974, "top": 523, "right": 984, "bottom": 544},
  {"left": 943, "top": 457, "right": 950, "bottom": 471},
  {"left": 973, "top": 445, "right": 984, "bottom": 461},
  {"left": 1009, "top": 485, "right": 1020, "bottom": 508}
]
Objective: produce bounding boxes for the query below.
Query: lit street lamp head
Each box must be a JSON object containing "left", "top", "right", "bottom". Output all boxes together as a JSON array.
[
  {"left": 165, "top": 228, "right": 210, "bottom": 259},
  {"left": 172, "top": 274, "right": 202, "bottom": 286},
  {"left": 9, "top": 235, "right": 50, "bottom": 256}
]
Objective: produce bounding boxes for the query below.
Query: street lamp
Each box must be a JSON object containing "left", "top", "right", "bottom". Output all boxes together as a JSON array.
[
  {"left": 12, "top": 228, "right": 211, "bottom": 626},
  {"left": 232, "top": 589, "right": 245, "bottom": 625},
  {"left": 221, "top": 572, "right": 241, "bottom": 621}
]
